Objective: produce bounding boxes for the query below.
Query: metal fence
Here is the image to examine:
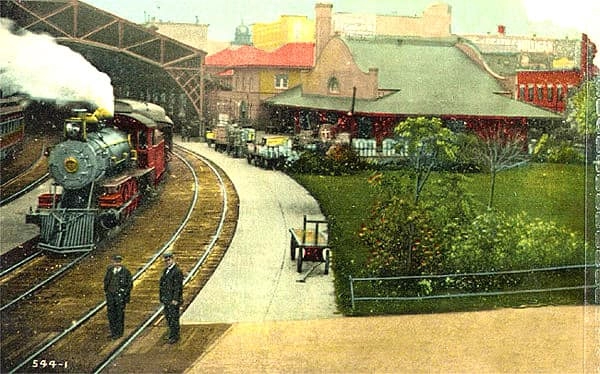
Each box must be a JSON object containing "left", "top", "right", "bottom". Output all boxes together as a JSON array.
[{"left": 349, "top": 264, "right": 597, "bottom": 309}]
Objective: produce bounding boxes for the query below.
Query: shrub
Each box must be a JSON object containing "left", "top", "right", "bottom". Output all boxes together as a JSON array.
[
  {"left": 546, "top": 144, "right": 584, "bottom": 164},
  {"left": 286, "top": 144, "right": 368, "bottom": 175},
  {"left": 435, "top": 133, "right": 481, "bottom": 173},
  {"left": 444, "top": 210, "right": 585, "bottom": 291},
  {"left": 359, "top": 173, "right": 476, "bottom": 280},
  {"left": 531, "top": 133, "right": 584, "bottom": 164}
]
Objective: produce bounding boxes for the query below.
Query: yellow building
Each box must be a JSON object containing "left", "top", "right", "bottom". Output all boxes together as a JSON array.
[{"left": 252, "top": 15, "right": 315, "bottom": 51}]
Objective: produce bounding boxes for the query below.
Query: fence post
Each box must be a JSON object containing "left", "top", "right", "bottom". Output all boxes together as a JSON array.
[{"left": 349, "top": 275, "right": 355, "bottom": 310}]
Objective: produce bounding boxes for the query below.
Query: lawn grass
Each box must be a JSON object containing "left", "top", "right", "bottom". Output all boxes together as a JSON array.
[
  {"left": 292, "top": 163, "right": 595, "bottom": 315},
  {"left": 464, "top": 163, "right": 593, "bottom": 241}
]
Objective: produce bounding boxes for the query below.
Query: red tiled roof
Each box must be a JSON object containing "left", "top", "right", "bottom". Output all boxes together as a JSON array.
[{"left": 206, "top": 43, "right": 314, "bottom": 68}]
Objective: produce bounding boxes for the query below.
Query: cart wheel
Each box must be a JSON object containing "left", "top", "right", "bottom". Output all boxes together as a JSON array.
[
  {"left": 324, "top": 249, "right": 330, "bottom": 275},
  {"left": 290, "top": 236, "right": 296, "bottom": 260},
  {"left": 296, "top": 249, "right": 303, "bottom": 273}
]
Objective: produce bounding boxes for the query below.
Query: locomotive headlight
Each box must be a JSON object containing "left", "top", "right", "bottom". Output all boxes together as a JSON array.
[
  {"left": 64, "top": 157, "right": 79, "bottom": 173},
  {"left": 65, "top": 122, "right": 81, "bottom": 139}
]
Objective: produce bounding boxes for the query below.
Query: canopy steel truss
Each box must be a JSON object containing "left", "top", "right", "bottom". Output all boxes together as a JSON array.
[{"left": 1, "top": 0, "right": 205, "bottom": 119}]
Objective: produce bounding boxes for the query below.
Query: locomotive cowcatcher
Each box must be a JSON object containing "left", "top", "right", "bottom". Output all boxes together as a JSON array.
[{"left": 26, "top": 99, "right": 173, "bottom": 253}]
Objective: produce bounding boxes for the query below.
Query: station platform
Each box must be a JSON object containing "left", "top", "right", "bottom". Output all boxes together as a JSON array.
[
  {"left": 0, "top": 181, "right": 47, "bottom": 255},
  {"left": 176, "top": 139, "right": 339, "bottom": 324}
]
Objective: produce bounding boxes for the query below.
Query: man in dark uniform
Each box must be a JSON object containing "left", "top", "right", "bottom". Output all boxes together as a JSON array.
[
  {"left": 103, "top": 255, "right": 133, "bottom": 339},
  {"left": 159, "top": 252, "right": 183, "bottom": 344}
]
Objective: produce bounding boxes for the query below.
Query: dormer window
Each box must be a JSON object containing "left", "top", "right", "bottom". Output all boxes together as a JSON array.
[{"left": 328, "top": 77, "right": 340, "bottom": 94}]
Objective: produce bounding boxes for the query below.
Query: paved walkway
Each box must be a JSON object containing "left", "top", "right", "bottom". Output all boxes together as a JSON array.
[
  {"left": 0, "top": 182, "right": 48, "bottom": 255},
  {"left": 186, "top": 305, "right": 599, "bottom": 373},
  {"left": 179, "top": 139, "right": 339, "bottom": 324}
]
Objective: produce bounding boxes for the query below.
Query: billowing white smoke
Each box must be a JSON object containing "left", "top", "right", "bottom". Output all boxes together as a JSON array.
[{"left": 0, "top": 18, "right": 114, "bottom": 113}]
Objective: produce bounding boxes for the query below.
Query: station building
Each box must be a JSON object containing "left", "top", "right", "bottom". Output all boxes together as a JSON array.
[{"left": 262, "top": 3, "right": 560, "bottom": 142}]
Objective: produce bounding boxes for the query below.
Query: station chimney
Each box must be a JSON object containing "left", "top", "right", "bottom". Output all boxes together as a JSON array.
[{"left": 315, "top": 3, "right": 333, "bottom": 61}]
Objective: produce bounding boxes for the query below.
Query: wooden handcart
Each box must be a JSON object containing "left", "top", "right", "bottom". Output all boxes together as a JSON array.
[{"left": 289, "top": 215, "right": 330, "bottom": 275}]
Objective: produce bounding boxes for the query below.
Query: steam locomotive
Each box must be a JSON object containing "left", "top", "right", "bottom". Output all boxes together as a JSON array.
[{"left": 26, "top": 99, "right": 173, "bottom": 253}]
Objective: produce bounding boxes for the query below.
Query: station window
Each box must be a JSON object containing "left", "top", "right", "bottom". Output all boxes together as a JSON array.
[
  {"left": 547, "top": 85, "right": 553, "bottom": 102},
  {"left": 557, "top": 84, "right": 564, "bottom": 101},
  {"left": 328, "top": 77, "right": 340, "bottom": 94},
  {"left": 275, "top": 74, "right": 288, "bottom": 89},
  {"left": 537, "top": 85, "right": 544, "bottom": 101},
  {"left": 519, "top": 85, "right": 525, "bottom": 100},
  {"left": 527, "top": 85, "right": 534, "bottom": 101}
]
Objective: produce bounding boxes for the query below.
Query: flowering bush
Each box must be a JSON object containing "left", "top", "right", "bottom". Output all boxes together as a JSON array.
[
  {"left": 359, "top": 173, "right": 475, "bottom": 279},
  {"left": 444, "top": 210, "right": 585, "bottom": 291}
]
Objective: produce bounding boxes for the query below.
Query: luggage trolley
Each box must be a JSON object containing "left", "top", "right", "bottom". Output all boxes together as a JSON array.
[{"left": 289, "top": 215, "right": 330, "bottom": 274}]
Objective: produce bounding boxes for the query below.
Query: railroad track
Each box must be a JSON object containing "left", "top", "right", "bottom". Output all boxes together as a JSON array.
[
  {"left": 0, "top": 253, "right": 87, "bottom": 312},
  {"left": 1, "top": 148, "right": 239, "bottom": 373},
  {"left": 0, "top": 142, "right": 50, "bottom": 206}
]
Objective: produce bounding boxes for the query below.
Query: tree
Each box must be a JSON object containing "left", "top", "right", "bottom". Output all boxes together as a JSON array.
[
  {"left": 394, "top": 117, "right": 457, "bottom": 204},
  {"left": 565, "top": 79, "right": 598, "bottom": 141},
  {"left": 467, "top": 127, "right": 528, "bottom": 209}
]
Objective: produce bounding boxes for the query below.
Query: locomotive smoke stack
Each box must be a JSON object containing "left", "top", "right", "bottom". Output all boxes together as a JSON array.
[
  {"left": 0, "top": 18, "right": 114, "bottom": 115},
  {"left": 72, "top": 108, "right": 88, "bottom": 119}
]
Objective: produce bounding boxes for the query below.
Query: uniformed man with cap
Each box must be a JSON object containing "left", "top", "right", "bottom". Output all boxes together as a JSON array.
[
  {"left": 103, "top": 254, "right": 133, "bottom": 339},
  {"left": 159, "top": 252, "right": 183, "bottom": 344}
]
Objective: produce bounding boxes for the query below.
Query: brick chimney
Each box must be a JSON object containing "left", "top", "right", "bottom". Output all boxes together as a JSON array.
[
  {"left": 315, "top": 3, "right": 333, "bottom": 61},
  {"left": 497, "top": 25, "right": 506, "bottom": 35}
]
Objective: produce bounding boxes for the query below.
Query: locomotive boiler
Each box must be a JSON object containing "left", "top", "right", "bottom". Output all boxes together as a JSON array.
[{"left": 26, "top": 99, "right": 173, "bottom": 253}]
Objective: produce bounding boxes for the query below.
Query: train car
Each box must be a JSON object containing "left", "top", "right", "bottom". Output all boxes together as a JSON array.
[
  {"left": 246, "top": 135, "right": 298, "bottom": 169},
  {"left": 0, "top": 94, "right": 26, "bottom": 162},
  {"left": 26, "top": 99, "right": 173, "bottom": 253}
]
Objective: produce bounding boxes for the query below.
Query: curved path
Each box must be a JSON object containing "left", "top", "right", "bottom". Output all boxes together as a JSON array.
[{"left": 179, "top": 140, "right": 338, "bottom": 323}]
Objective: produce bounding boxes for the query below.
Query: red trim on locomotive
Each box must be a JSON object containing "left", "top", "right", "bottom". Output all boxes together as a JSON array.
[{"left": 37, "top": 193, "right": 62, "bottom": 209}]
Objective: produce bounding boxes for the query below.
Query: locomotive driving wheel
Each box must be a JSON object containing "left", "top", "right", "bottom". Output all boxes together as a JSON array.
[{"left": 120, "top": 179, "right": 139, "bottom": 219}]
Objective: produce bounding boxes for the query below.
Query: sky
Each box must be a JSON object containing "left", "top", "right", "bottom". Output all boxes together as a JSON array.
[{"left": 81, "top": 0, "right": 599, "bottom": 65}]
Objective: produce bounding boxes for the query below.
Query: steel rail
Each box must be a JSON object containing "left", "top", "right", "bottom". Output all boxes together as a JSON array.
[
  {"left": 0, "top": 250, "right": 42, "bottom": 278},
  {"left": 0, "top": 254, "right": 88, "bottom": 312},
  {"left": 0, "top": 172, "right": 49, "bottom": 206}
]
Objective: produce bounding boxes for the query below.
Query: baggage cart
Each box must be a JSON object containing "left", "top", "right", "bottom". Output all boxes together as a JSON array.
[{"left": 289, "top": 215, "right": 330, "bottom": 274}]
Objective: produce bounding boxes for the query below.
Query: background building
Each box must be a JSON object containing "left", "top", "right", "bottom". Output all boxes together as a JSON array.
[
  {"left": 252, "top": 15, "right": 315, "bottom": 51},
  {"left": 145, "top": 21, "right": 230, "bottom": 55},
  {"left": 204, "top": 43, "right": 314, "bottom": 127},
  {"left": 333, "top": 2, "right": 451, "bottom": 38},
  {"left": 251, "top": 2, "right": 451, "bottom": 52}
]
